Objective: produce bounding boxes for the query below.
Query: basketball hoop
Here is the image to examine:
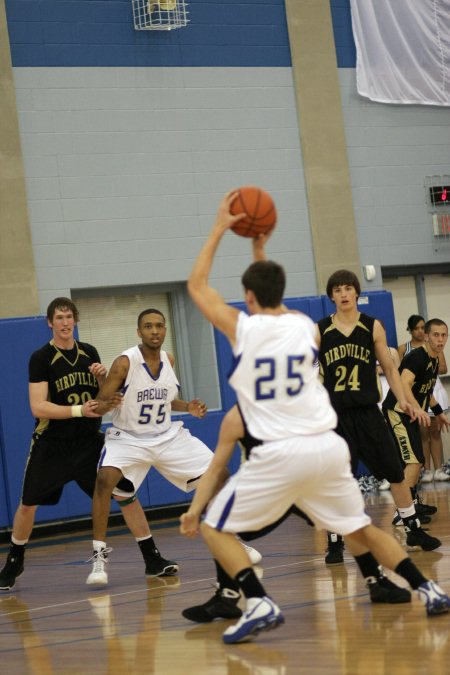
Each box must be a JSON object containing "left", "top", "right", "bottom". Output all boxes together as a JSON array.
[{"left": 132, "top": 0, "right": 189, "bottom": 30}]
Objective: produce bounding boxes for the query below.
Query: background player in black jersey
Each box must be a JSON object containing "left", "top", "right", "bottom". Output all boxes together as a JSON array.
[
  {"left": 317, "top": 270, "right": 440, "bottom": 564},
  {"left": 0, "top": 297, "right": 155, "bottom": 591},
  {"left": 383, "top": 318, "right": 450, "bottom": 525}
]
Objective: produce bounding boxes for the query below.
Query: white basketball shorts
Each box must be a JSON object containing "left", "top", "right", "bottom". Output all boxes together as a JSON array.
[
  {"left": 204, "top": 429, "right": 371, "bottom": 536},
  {"left": 100, "top": 425, "right": 213, "bottom": 497}
]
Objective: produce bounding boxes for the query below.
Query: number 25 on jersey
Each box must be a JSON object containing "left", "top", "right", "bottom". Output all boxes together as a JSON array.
[{"left": 255, "top": 356, "right": 305, "bottom": 400}]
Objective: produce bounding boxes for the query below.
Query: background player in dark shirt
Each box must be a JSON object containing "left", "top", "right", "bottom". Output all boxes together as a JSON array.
[
  {"left": 0, "top": 297, "right": 153, "bottom": 591},
  {"left": 317, "top": 271, "right": 439, "bottom": 566},
  {"left": 383, "top": 318, "right": 450, "bottom": 524}
]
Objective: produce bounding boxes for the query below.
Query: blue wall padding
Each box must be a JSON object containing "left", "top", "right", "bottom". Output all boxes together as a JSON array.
[
  {"left": 0, "top": 289, "right": 394, "bottom": 528},
  {"left": 215, "top": 290, "right": 396, "bottom": 411},
  {"left": 0, "top": 317, "right": 52, "bottom": 527}
]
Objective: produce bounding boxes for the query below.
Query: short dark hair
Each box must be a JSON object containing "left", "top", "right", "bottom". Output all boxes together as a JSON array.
[
  {"left": 425, "top": 318, "right": 448, "bottom": 334},
  {"left": 326, "top": 270, "right": 361, "bottom": 299},
  {"left": 241, "top": 260, "right": 285, "bottom": 308},
  {"left": 137, "top": 308, "right": 166, "bottom": 327},
  {"left": 47, "top": 297, "right": 79, "bottom": 323},
  {"left": 407, "top": 314, "right": 425, "bottom": 331}
]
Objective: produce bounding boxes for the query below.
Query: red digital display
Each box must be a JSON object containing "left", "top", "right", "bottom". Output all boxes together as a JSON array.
[{"left": 430, "top": 186, "right": 450, "bottom": 206}]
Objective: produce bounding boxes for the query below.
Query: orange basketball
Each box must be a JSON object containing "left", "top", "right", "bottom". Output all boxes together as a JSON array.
[{"left": 230, "top": 186, "right": 277, "bottom": 238}]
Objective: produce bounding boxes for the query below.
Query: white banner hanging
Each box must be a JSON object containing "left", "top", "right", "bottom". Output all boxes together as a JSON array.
[{"left": 349, "top": 0, "right": 450, "bottom": 106}]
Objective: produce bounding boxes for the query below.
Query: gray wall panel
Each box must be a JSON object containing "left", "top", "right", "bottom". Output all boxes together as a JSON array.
[
  {"left": 14, "top": 66, "right": 311, "bottom": 305},
  {"left": 339, "top": 69, "right": 450, "bottom": 279}
]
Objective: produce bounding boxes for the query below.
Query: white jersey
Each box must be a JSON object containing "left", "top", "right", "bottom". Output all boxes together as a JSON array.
[
  {"left": 111, "top": 346, "right": 181, "bottom": 438},
  {"left": 229, "top": 312, "right": 337, "bottom": 440}
]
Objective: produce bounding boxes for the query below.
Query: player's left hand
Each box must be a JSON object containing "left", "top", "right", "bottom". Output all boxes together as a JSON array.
[
  {"left": 251, "top": 231, "right": 272, "bottom": 260},
  {"left": 436, "top": 413, "right": 450, "bottom": 432},
  {"left": 89, "top": 363, "right": 107, "bottom": 379},
  {"left": 180, "top": 511, "right": 200, "bottom": 538},
  {"left": 400, "top": 401, "right": 430, "bottom": 427},
  {"left": 188, "top": 398, "right": 207, "bottom": 418},
  {"left": 106, "top": 392, "right": 124, "bottom": 410}
]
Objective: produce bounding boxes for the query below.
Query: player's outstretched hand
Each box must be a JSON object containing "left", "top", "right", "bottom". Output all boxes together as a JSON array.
[
  {"left": 82, "top": 399, "right": 102, "bottom": 418},
  {"left": 180, "top": 511, "right": 200, "bottom": 538},
  {"left": 188, "top": 398, "right": 207, "bottom": 418},
  {"left": 400, "top": 401, "right": 430, "bottom": 427}
]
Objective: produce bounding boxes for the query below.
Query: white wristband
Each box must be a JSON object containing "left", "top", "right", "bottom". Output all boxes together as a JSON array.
[{"left": 71, "top": 405, "right": 83, "bottom": 417}]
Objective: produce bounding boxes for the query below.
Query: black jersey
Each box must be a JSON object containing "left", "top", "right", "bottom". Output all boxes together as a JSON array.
[
  {"left": 383, "top": 345, "right": 438, "bottom": 413},
  {"left": 29, "top": 340, "right": 102, "bottom": 438},
  {"left": 318, "top": 312, "right": 380, "bottom": 412}
]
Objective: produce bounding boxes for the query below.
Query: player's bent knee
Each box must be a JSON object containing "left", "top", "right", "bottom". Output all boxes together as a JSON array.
[
  {"left": 346, "top": 525, "right": 371, "bottom": 547},
  {"left": 95, "top": 466, "right": 123, "bottom": 493}
]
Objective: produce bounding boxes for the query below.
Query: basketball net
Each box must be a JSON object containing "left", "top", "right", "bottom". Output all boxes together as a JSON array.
[{"left": 132, "top": 0, "right": 188, "bottom": 30}]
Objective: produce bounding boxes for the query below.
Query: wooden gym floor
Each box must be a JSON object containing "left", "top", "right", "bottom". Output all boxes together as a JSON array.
[{"left": 0, "top": 481, "right": 449, "bottom": 675}]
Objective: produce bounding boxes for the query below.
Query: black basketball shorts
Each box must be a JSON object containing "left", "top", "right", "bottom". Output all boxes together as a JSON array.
[
  {"left": 21, "top": 432, "right": 105, "bottom": 506},
  {"left": 336, "top": 405, "right": 405, "bottom": 483},
  {"left": 383, "top": 409, "right": 424, "bottom": 466}
]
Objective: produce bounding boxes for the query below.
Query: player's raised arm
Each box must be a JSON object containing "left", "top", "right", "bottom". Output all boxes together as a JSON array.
[{"left": 188, "top": 192, "right": 243, "bottom": 344}]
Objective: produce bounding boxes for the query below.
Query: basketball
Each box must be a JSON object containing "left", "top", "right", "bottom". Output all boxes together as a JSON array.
[{"left": 230, "top": 186, "right": 277, "bottom": 238}]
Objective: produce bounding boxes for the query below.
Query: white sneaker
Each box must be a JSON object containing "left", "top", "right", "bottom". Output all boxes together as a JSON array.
[
  {"left": 420, "top": 470, "right": 434, "bottom": 483},
  {"left": 378, "top": 479, "right": 390, "bottom": 491},
  {"left": 86, "top": 547, "right": 112, "bottom": 586},
  {"left": 222, "top": 596, "right": 284, "bottom": 643},
  {"left": 434, "top": 468, "right": 450, "bottom": 482},
  {"left": 240, "top": 542, "right": 262, "bottom": 566},
  {"left": 417, "top": 580, "right": 450, "bottom": 616}
]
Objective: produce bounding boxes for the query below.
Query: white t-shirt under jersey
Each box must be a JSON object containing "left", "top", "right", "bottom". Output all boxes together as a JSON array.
[{"left": 228, "top": 311, "right": 337, "bottom": 441}]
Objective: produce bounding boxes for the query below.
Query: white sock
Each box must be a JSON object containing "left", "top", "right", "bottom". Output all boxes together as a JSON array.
[
  {"left": 93, "top": 539, "right": 106, "bottom": 552},
  {"left": 398, "top": 505, "right": 416, "bottom": 519}
]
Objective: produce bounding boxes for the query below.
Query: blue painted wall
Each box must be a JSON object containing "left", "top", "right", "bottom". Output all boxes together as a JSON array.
[{"left": 5, "top": 0, "right": 291, "bottom": 67}]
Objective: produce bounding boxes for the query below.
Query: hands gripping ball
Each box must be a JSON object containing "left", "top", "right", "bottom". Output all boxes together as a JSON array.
[{"left": 230, "top": 186, "right": 277, "bottom": 238}]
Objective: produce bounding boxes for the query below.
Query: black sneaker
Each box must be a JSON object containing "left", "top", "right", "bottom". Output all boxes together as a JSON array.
[
  {"left": 145, "top": 550, "right": 179, "bottom": 577},
  {"left": 0, "top": 554, "right": 24, "bottom": 591},
  {"left": 406, "top": 528, "right": 441, "bottom": 551},
  {"left": 367, "top": 576, "right": 411, "bottom": 604},
  {"left": 415, "top": 501, "right": 437, "bottom": 516},
  {"left": 325, "top": 535, "right": 344, "bottom": 564},
  {"left": 182, "top": 587, "right": 242, "bottom": 623}
]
